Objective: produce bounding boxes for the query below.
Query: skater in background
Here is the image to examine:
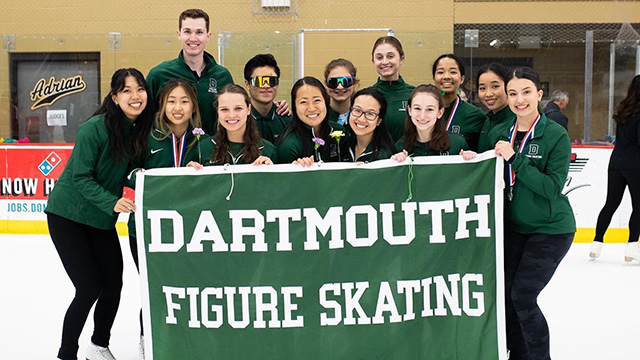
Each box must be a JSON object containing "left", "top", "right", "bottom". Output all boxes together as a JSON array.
[
  {"left": 489, "top": 67, "right": 575, "bottom": 360},
  {"left": 589, "top": 75, "right": 640, "bottom": 262},
  {"left": 45, "top": 68, "right": 154, "bottom": 360}
]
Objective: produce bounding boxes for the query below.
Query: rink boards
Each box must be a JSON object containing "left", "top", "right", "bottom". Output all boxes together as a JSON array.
[{"left": 0, "top": 144, "right": 632, "bottom": 243}]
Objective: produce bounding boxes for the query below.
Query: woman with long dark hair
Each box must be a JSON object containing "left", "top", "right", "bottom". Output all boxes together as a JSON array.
[
  {"left": 343, "top": 88, "right": 395, "bottom": 162},
  {"left": 589, "top": 74, "right": 640, "bottom": 261},
  {"left": 46, "top": 68, "right": 154, "bottom": 360},
  {"left": 276, "top": 76, "right": 346, "bottom": 164},
  {"left": 489, "top": 67, "right": 575, "bottom": 360}
]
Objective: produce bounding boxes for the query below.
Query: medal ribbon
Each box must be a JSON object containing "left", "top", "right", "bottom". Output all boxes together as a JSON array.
[
  {"left": 445, "top": 96, "right": 460, "bottom": 131},
  {"left": 171, "top": 133, "right": 187, "bottom": 167},
  {"left": 508, "top": 113, "right": 541, "bottom": 188}
]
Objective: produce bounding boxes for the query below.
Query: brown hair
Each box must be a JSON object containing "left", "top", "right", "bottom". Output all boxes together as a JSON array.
[
  {"left": 179, "top": 9, "right": 210, "bottom": 32},
  {"left": 371, "top": 36, "right": 405, "bottom": 62},
  {"left": 324, "top": 58, "right": 358, "bottom": 79},
  {"left": 212, "top": 84, "right": 263, "bottom": 165},
  {"left": 402, "top": 84, "right": 451, "bottom": 153},
  {"left": 613, "top": 74, "right": 640, "bottom": 125}
]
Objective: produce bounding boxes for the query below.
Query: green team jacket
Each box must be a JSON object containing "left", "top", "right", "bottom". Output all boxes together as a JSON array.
[
  {"left": 146, "top": 51, "right": 234, "bottom": 136},
  {"left": 203, "top": 139, "right": 278, "bottom": 165},
  {"left": 251, "top": 104, "right": 291, "bottom": 144},
  {"left": 45, "top": 114, "right": 133, "bottom": 230},
  {"left": 396, "top": 133, "right": 469, "bottom": 156},
  {"left": 126, "top": 128, "right": 215, "bottom": 237},
  {"left": 442, "top": 96, "right": 488, "bottom": 152},
  {"left": 276, "top": 122, "right": 347, "bottom": 164},
  {"left": 477, "top": 106, "right": 516, "bottom": 153},
  {"left": 372, "top": 76, "right": 415, "bottom": 143},
  {"left": 488, "top": 113, "right": 576, "bottom": 234},
  {"left": 344, "top": 142, "right": 393, "bottom": 162}
]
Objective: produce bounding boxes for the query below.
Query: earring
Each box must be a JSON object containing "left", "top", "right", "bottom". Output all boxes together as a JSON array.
[{"left": 440, "top": 90, "right": 445, "bottom": 96}]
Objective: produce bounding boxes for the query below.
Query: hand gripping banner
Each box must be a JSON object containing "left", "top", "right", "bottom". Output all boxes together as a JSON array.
[{"left": 135, "top": 153, "right": 506, "bottom": 360}]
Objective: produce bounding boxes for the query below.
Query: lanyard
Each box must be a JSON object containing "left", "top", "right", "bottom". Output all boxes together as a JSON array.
[
  {"left": 171, "top": 133, "right": 186, "bottom": 167},
  {"left": 445, "top": 96, "right": 460, "bottom": 131},
  {"left": 507, "top": 113, "right": 540, "bottom": 200}
]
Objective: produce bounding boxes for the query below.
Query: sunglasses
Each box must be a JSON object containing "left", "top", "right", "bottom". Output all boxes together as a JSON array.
[
  {"left": 249, "top": 76, "right": 279, "bottom": 88},
  {"left": 325, "top": 76, "right": 356, "bottom": 89}
]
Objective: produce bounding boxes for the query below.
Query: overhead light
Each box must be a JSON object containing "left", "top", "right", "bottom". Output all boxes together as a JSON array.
[{"left": 489, "top": 39, "right": 501, "bottom": 48}]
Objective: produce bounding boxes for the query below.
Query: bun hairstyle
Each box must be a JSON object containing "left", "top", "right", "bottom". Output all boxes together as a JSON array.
[{"left": 475, "top": 62, "right": 509, "bottom": 89}]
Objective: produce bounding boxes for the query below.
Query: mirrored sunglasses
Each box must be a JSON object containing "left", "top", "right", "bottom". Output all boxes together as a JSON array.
[
  {"left": 326, "top": 76, "right": 356, "bottom": 89},
  {"left": 250, "top": 76, "right": 279, "bottom": 87}
]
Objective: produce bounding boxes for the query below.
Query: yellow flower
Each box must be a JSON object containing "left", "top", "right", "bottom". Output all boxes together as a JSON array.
[{"left": 330, "top": 130, "right": 345, "bottom": 139}]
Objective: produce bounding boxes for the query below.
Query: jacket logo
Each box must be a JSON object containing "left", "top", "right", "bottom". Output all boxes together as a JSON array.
[
  {"left": 29, "top": 75, "right": 87, "bottom": 110},
  {"left": 450, "top": 125, "right": 461, "bottom": 134},
  {"left": 208, "top": 79, "right": 217, "bottom": 94},
  {"left": 528, "top": 144, "right": 539, "bottom": 155},
  {"left": 399, "top": 101, "right": 408, "bottom": 112},
  {"left": 151, "top": 148, "right": 163, "bottom": 154}
]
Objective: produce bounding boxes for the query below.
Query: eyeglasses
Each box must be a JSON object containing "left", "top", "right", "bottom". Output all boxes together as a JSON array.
[
  {"left": 325, "top": 76, "right": 356, "bottom": 89},
  {"left": 350, "top": 107, "right": 379, "bottom": 121},
  {"left": 249, "top": 76, "right": 279, "bottom": 88}
]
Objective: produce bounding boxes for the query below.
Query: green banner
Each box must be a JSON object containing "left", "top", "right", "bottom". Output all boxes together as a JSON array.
[{"left": 136, "top": 154, "right": 506, "bottom": 360}]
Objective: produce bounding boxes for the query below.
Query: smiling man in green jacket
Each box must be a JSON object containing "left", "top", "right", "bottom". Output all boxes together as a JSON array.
[{"left": 146, "top": 9, "right": 233, "bottom": 136}]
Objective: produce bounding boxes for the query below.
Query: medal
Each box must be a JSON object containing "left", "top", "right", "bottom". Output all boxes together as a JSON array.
[
  {"left": 445, "top": 96, "right": 460, "bottom": 132},
  {"left": 507, "top": 113, "right": 541, "bottom": 201}
]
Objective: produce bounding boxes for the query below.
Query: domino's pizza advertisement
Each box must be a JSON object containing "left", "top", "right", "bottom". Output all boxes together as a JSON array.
[{"left": 0, "top": 145, "right": 73, "bottom": 221}]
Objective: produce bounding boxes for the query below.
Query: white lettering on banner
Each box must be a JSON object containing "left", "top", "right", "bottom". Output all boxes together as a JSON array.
[
  {"left": 161, "top": 276, "right": 483, "bottom": 329},
  {"left": 319, "top": 274, "right": 485, "bottom": 327},
  {"left": 303, "top": 207, "right": 343, "bottom": 250},
  {"left": 162, "top": 285, "right": 304, "bottom": 329},
  {"left": 147, "top": 197, "right": 493, "bottom": 254}
]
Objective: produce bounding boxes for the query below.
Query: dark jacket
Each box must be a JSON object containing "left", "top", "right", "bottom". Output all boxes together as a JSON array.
[
  {"left": 146, "top": 51, "right": 234, "bottom": 136},
  {"left": 543, "top": 102, "right": 569, "bottom": 131},
  {"left": 610, "top": 113, "right": 640, "bottom": 169}
]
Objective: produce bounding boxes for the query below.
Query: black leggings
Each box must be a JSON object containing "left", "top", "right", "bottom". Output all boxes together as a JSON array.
[
  {"left": 48, "top": 213, "right": 123, "bottom": 360},
  {"left": 594, "top": 167, "right": 640, "bottom": 243},
  {"left": 129, "top": 235, "right": 144, "bottom": 335},
  {"left": 504, "top": 229, "right": 574, "bottom": 360}
]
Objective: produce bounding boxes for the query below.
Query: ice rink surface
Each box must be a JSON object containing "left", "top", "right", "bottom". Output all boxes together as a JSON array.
[{"left": 1, "top": 235, "right": 638, "bottom": 360}]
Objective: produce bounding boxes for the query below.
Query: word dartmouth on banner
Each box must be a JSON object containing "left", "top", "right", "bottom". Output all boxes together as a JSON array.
[{"left": 135, "top": 153, "right": 506, "bottom": 360}]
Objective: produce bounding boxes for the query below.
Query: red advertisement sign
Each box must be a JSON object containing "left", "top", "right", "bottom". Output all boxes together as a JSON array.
[{"left": 1, "top": 144, "right": 73, "bottom": 223}]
